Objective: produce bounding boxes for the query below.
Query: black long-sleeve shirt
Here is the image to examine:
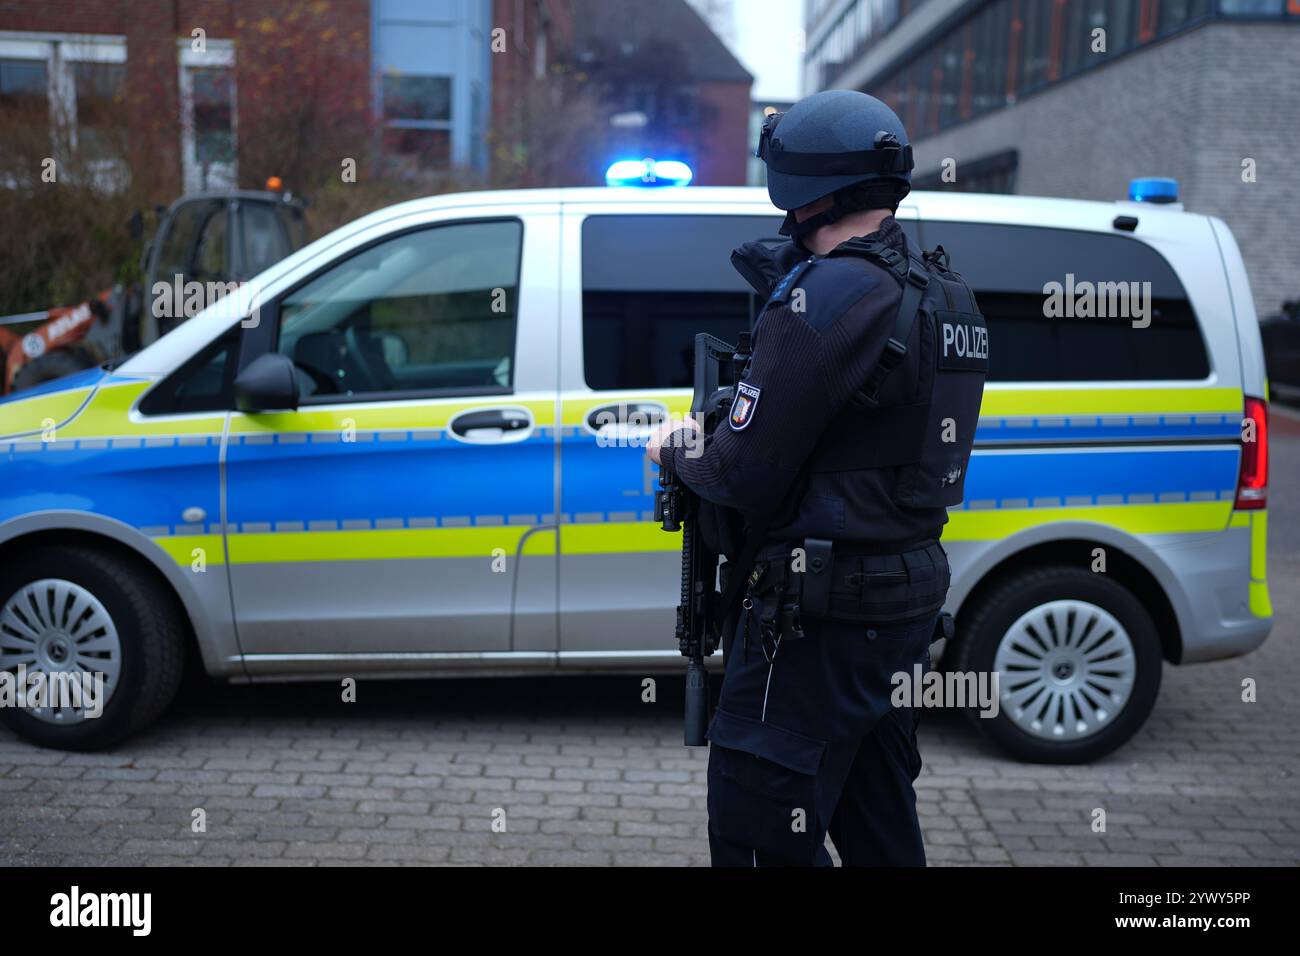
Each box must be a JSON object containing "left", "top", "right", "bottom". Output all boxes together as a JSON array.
[{"left": 665, "top": 217, "right": 947, "bottom": 553}]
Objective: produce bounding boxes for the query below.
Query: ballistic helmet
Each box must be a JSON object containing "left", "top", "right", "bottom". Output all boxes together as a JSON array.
[{"left": 756, "top": 90, "right": 913, "bottom": 238}]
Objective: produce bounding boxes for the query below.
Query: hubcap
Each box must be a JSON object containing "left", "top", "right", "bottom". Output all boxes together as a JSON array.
[
  {"left": 993, "top": 599, "right": 1136, "bottom": 742},
  {"left": 0, "top": 579, "right": 121, "bottom": 725}
]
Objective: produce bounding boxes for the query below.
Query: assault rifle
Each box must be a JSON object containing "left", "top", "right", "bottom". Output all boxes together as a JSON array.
[{"left": 653, "top": 332, "right": 751, "bottom": 746}]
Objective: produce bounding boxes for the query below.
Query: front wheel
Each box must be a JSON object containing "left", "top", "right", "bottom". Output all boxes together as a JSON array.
[
  {"left": 0, "top": 546, "right": 186, "bottom": 750},
  {"left": 951, "top": 564, "right": 1163, "bottom": 764}
]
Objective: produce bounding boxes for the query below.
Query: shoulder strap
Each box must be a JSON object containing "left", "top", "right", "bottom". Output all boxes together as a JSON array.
[
  {"left": 853, "top": 254, "right": 928, "bottom": 408},
  {"left": 827, "top": 236, "right": 929, "bottom": 408}
]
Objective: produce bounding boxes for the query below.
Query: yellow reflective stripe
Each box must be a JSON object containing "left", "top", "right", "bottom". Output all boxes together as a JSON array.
[
  {"left": 943, "top": 502, "right": 1232, "bottom": 540},
  {"left": 0, "top": 387, "right": 95, "bottom": 438},
  {"left": 1250, "top": 581, "right": 1272, "bottom": 618},
  {"left": 979, "top": 386, "right": 1242, "bottom": 418},
  {"left": 560, "top": 521, "right": 681, "bottom": 554},
  {"left": 225, "top": 526, "right": 531, "bottom": 563},
  {"left": 1227, "top": 512, "right": 1250, "bottom": 529},
  {"left": 229, "top": 397, "right": 556, "bottom": 434},
  {"left": 1248, "top": 509, "right": 1271, "bottom": 615},
  {"left": 56, "top": 384, "right": 557, "bottom": 440},
  {"left": 547, "top": 504, "right": 1231, "bottom": 555},
  {"left": 1250, "top": 510, "right": 1268, "bottom": 582},
  {"left": 59, "top": 382, "right": 226, "bottom": 438},
  {"left": 558, "top": 387, "right": 1244, "bottom": 428},
  {"left": 559, "top": 394, "right": 689, "bottom": 428},
  {"left": 152, "top": 503, "right": 1247, "bottom": 567},
  {"left": 152, "top": 535, "right": 225, "bottom": 566},
  {"left": 520, "top": 528, "right": 555, "bottom": 556}
]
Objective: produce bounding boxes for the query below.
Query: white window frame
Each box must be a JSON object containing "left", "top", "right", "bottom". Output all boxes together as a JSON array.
[
  {"left": 178, "top": 37, "right": 236, "bottom": 193},
  {"left": 0, "top": 31, "right": 128, "bottom": 190}
]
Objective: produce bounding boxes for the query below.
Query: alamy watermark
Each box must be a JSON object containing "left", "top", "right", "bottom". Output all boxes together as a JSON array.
[
  {"left": 891, "top": 662, "right": 1000, "bottom": 718},
  {"left": 0, "top": 665, "right": 106, "bottom": 718},
  {"left": 1043, "top": 274, "right": 1151, "bottom": 329}
]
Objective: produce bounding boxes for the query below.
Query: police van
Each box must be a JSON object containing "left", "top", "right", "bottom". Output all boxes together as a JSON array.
[{"left": 0, "top": 180, "right": 1271, "bottom": 761}]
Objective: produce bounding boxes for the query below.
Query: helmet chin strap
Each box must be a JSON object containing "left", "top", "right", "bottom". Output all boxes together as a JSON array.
[
  {"left": 779, "top": 206, "right": 848, "bottom": 244},
  {"left": 779, "top": 182, "right": 909, "bottom": 245}
]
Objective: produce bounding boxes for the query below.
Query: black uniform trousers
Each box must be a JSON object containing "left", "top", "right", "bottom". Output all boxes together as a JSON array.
[{"left": 706, "top": 591, "right": 933, "bottom": 867}]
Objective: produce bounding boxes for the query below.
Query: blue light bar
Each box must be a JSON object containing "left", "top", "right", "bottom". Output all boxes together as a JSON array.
[
  {"left": 605, "top": 158, "right": 693, "bottom": 188},
  {"left": 1129, "top": 177, "right": 1178, "bottom": 203}
]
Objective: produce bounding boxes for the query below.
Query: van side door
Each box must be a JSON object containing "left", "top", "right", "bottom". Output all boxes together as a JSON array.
[{"left": 222, "top": 210, "right": 560, "bottom": 671}]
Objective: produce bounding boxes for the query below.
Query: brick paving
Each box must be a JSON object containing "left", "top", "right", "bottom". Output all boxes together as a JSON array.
[{"left": 2, "top": 418, "right": 1298, "bottom": 867}]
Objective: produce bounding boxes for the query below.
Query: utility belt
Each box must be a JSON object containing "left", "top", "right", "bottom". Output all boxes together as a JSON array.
[{"left": 729, "top": 537, "right": 953, "bottom": 649}]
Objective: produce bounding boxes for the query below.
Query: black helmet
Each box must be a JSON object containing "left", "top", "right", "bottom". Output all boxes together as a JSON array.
[{"left": 757, "top": 89, "right": 913, "bottom": 212}]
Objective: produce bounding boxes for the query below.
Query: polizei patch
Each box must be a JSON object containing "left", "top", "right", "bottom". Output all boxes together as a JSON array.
[
  {"left": 729, "top": 382, "right": 762, "bottom": 431},
  {"left": 936, "top": 311, "right": 989, "bottom": 371}
]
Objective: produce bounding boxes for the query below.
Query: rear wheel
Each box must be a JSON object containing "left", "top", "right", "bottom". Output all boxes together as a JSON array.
[
  {"left": 0, "top": 546, "right": 185, "bottom": 750},
  {"left": 951, "top": 564, "right": 1163, "bottom": 764}
]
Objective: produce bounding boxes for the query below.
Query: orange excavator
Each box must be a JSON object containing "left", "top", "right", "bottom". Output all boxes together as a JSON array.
[{"left": 0, "top": 181, "right": 306, "bottom": 394}]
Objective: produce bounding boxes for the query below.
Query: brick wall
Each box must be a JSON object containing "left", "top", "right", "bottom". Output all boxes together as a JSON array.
[
  {"left": 902, "top": 21, "right": 1300, "bottom": 319},
  {"left": 0, "top": 1, "right": 372, "bottom": 200}
]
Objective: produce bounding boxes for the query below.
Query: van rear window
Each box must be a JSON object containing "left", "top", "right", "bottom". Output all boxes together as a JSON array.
[
  {"left": 922, "top": 221, "right": 1210, "bottom": 382},
  {"left": 581, "top": 215, "right": 780, "bottom": 390}
]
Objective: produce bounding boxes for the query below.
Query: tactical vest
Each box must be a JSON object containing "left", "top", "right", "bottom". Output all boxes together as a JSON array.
[{"left": 806, "top": 234, "right": 988, "bottom": 510}]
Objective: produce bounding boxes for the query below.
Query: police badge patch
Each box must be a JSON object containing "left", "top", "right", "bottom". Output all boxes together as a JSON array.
[{"left": 729, "top": 382, "right": 761, "bottom": 431}]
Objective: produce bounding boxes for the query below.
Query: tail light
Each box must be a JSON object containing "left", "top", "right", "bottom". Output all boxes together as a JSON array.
[{"left": 1235, "top": 396, "right": 1268, "bottom": 510}]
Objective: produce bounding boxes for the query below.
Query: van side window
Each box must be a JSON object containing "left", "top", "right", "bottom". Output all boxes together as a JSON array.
[
  {"left": 139, "top": 324, "right": 240, "bottom": 415},
  {"left": 275, "top": 219, "right": 522, "bottom": 401},
  {"left": 581, "top": 215, "right": 782, "bottom": 390},
  {"left": 924, "top": 221, "right": 1210, "bottom": 381}
]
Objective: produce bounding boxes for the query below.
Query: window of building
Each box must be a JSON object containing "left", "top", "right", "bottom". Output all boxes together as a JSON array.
[
  {"left": 921, "top": 221, "right": 1210, "bottom": 381},
  {"left": 0, "top": 57, "right": 48, "bottom": 130},
  {"left": 379, "top": 73, "right": 454, "bottom": 170},
  {"left": 275, "top": 220, "right": 522, "bottom": 401},
  {"left": 71, "top": 60, "right": 125, "bottom": 160},
  {"left": 852, "top": 0, "right": 1239, "bottom": 139},
  {"left": 179, "top": 39, "right": 236, "bottom": 192},
  {"left": 1017, "top": 0, "right": 1051, "bottom": 94},
  {"left": 971, "top": 1, "right": 1009, "bottom": 115},
  {"left": 1218, "top": 0, "right": 1284, "bottom": 13},
  {"left": 0, "top": 33, "right": 127, "bottom": 187}
]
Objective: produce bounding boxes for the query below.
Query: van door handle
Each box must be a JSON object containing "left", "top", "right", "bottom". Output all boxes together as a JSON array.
[
  {"left": 586, "top": 401, "right": 668, "bottom": 433},
  {"left": 449, "top": 407, "right": 533, "bottom": 443}
]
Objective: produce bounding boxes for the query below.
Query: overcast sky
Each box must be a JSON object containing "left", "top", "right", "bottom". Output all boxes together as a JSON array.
[{"left": 687, "top": 0, "right": 804, "bottom": 103}]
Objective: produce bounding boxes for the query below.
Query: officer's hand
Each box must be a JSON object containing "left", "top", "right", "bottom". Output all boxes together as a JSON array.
[{"left": 647, "top": 416, "right": 700, "bottom": 466}]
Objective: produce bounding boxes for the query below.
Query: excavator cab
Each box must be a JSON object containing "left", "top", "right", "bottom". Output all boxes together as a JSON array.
[{"left": 1, "top": 184, "right": 306, "bottom": 394}]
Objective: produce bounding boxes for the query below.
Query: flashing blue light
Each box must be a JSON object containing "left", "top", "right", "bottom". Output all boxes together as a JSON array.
[
  {"left": 1129, "top": 177, "right": 1179, "bottom": 204},
  {"left": 605, "top": 158, "right": 693, "bottom": 188}
]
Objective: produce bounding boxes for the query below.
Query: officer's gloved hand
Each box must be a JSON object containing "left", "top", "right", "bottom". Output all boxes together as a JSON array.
[{"left": 730, "top": 239, "right": 808, "bottom": 298}]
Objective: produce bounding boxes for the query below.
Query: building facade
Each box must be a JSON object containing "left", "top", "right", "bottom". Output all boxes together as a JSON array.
[
  {"left": 805, "top": 0, "right": 1300, "bottom": 317},
  {"left": 0, "top": 0, "right": 750, "bottom": 200},
  {"left": 571, "top": 0, "right": 752, "bottom": 186},
  {"left": 0, "top": 0, "right": 374, "bottom": 198}
]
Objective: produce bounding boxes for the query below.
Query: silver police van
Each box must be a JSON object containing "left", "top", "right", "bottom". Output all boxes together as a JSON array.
[{"left": 0, "top": 182, "right": 1271, "bottom": 761}]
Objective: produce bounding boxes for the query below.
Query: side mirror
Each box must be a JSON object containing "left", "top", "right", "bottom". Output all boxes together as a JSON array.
[{"left": 234, "top": 352, "right": 299, "bottom": 413}]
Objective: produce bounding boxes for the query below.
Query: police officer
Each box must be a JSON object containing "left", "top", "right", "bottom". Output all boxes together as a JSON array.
[{"left": 647, "top": 89, "right": 988, "bottom": 866}]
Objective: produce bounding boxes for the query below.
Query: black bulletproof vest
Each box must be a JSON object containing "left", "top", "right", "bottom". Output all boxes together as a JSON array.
[{"left": 808, "top": 235, "right": 988, "bottom": 509}]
